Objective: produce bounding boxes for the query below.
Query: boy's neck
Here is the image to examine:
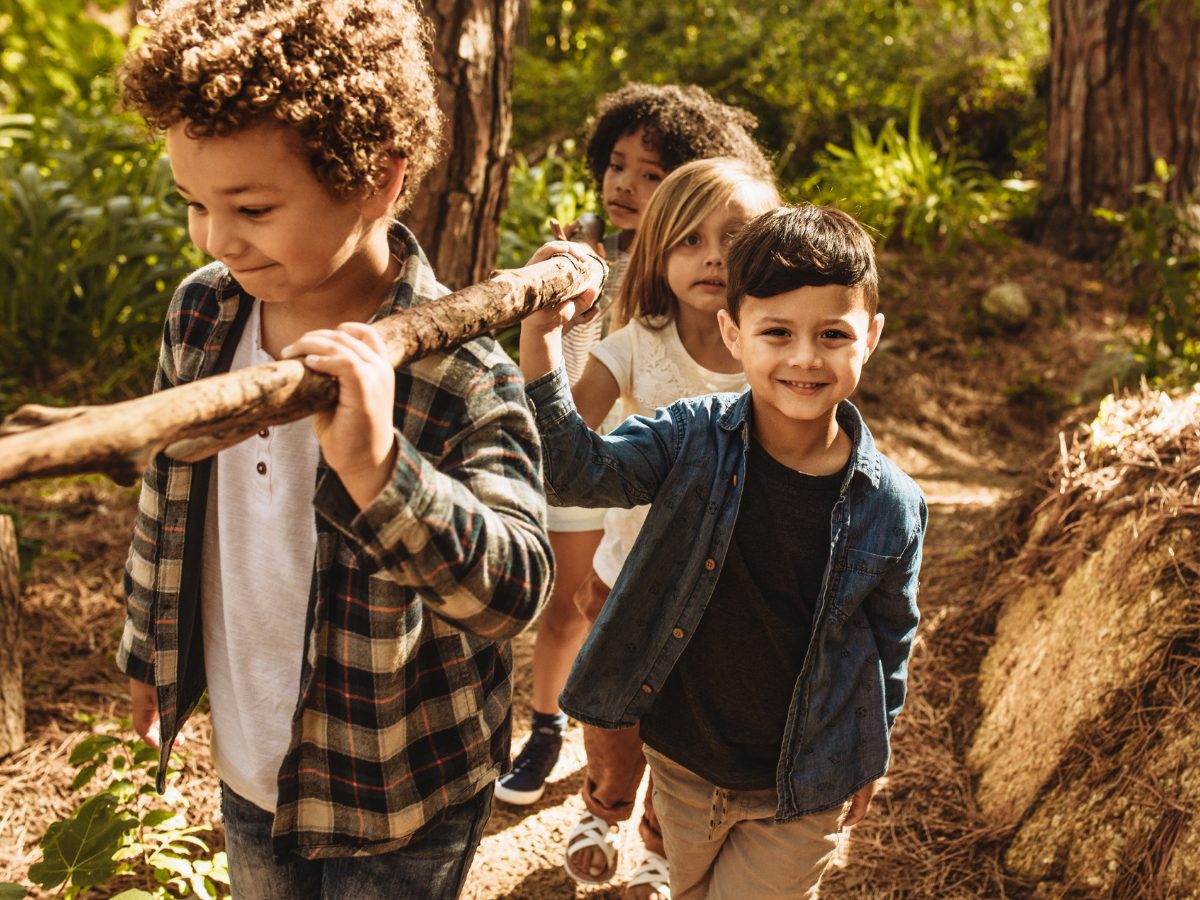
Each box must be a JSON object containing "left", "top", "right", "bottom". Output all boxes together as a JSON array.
[
  {"left": 259, "top": 227, "right": 399, "bottom": 358},
  {"left": 749, "top": 396, "right": 850, "bottom": 477},
  {"left": 674, "top": 305, "right": 740, "bottom": 374}
]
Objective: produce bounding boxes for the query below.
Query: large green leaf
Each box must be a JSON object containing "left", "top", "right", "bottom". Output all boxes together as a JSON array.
[{"left": 27, "top": 794, "right": 137, "bottom": 891}]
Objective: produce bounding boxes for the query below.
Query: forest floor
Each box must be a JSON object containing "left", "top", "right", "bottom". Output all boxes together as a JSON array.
[{"left": 0, "top": 237, "right": 1130, "bottom": 898}]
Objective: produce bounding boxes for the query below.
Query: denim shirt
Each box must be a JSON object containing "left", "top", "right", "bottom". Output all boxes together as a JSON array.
[{"left": 525, "top": 365, "right": 927, "bottom": 819}]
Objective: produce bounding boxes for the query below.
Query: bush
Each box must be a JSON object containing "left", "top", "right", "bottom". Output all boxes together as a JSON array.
[
  {"left": 511, "top": 0, "right": 1049, "bottom": 183},
  {"left": 496, "top": 140, "right": 600, "bottom": 271},
  {"left": 0, "top": 717, "right": 228, "bottom": 900},
  {"left": 802, "top": 95, "right": 1035, "bottom": 252},
  {"left": 0, "top": 109, "right": 199, "bottom": 406},
  {"left": 1095, "top": 160, "right": 1200, "bottom": 386},
  {"left": 0, "top": 0, "right": 199, "bottom": 409}
]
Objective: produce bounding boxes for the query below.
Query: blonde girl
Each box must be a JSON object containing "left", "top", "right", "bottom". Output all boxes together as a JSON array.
[{"left": 520, "top": 156, "right": 781, "bottom": 900}]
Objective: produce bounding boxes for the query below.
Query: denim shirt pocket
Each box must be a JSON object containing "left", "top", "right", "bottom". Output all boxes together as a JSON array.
[{"left": 828, "top": 548, "right": 901, "bottom": 621}]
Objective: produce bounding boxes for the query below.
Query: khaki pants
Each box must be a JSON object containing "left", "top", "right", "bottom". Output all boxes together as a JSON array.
[{"left": 644, "top": 745, "right": 842, "bottom": 899}]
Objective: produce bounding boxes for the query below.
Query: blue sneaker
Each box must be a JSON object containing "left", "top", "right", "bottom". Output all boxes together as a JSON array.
[{"left": 494, "top": 724, "right": 563, "bottom": 805}]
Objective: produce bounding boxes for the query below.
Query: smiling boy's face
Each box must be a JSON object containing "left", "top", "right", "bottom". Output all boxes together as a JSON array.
[
  {"left": 601, "top": 127, "right": 667, "bottom": 232},
  {"left": 166, "top": 121, "right": 398, "bottom": 308},
  {"left": 719, "top": 284, "right": 883, "bottom": 433}
]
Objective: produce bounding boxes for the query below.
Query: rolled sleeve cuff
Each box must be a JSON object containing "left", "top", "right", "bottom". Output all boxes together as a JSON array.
[
  {"left": 313, "top": 431, "right": 435, "bottom": 565},
  {"left": 523, "top": 363, "right": 577, "bottom": 431}
]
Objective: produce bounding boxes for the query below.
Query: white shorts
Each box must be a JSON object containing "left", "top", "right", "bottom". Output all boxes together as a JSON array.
[{"left": 547, "top": 504, "right": 607, "bottom": 532}]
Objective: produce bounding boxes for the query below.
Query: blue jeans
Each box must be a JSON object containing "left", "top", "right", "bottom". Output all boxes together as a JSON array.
[{"left": 219, "top": 783, "right": 494, "bottom": 900}]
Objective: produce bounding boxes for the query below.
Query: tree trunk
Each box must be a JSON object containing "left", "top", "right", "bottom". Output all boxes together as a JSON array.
[
  {"left": 0, "top": 515, "right": 23, "bottom": 757},
  {"left": 408, "top": 0, "right": 520, "bottom": 289},
  {"left": 1037, "top": 0, "right": 1200, "bottom": 258}
]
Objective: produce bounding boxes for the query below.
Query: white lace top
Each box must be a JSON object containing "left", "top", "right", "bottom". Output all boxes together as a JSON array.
[{"left": 588, "top": 317, "right": 747, "bottom": 587}]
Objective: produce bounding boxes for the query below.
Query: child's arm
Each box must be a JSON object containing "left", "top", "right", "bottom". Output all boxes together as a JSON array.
[
  {"left": 288, "top": 322, "right": 553, "bottom": 640},
  {"left": 518, "top": 240, "right": 601, "bottom": 385}
]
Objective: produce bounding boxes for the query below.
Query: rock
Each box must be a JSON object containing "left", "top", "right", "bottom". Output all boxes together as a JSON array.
[{"left": 979, "top": 282, "right": 1032, "bottom": 331}]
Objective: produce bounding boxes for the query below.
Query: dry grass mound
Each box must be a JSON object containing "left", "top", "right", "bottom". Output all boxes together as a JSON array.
[{"left": 968, "top": 385, "right": 1200, "bottom": 898}]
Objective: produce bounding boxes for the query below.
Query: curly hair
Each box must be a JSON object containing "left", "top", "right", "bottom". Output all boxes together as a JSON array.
[
  {"left": 584, "top": 82, "right": 772, "bottom": 189},
  {"left": 120, "top": 0, "right": 444, "bottom": 211}
]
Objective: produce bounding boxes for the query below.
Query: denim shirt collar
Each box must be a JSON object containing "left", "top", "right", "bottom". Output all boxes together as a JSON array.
[{"left": 718, "top": 391, "right": 882, "bottom": 490}]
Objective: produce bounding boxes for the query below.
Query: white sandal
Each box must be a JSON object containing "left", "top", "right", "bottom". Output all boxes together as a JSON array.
[
  {"left": 624, "top": 850, "right": 671, "bottom": 898},
  {"left": 563, "top": 812, "right": 620, "bottom": 884}
]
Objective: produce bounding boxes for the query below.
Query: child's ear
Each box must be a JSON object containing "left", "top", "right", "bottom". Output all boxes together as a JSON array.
[
  {"left": 718, "top": 309, "right": 743, "bottom": 360},
  {"left": 365, "top": 155, "right": 408, "bottom": 217},
  {"left": 865, "top": 313, "right": 885, "bottom": 357}
]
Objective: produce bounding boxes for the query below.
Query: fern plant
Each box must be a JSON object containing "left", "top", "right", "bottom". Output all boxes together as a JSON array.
[{"left": 803, "top": 94, "right": 1030, "bottom": 252}]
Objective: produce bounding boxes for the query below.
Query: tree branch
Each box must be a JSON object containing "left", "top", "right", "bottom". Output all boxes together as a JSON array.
[{"left": 0, "top": 252, "right": 603, "bottom": 486}]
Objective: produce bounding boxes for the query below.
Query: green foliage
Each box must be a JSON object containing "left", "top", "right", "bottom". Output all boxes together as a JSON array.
[
  {"left": 0, "top": 1, "right": 193, "bottom": 407},
  {"left": 0, "top": 108, "right": 198, "bottom": 405},
  {"left": 513, "top": 0, "right": 1049, "bottom": 182},
  {"left": 496, "top": 140, "right": 600, "bottom": 271},
  {"left": 16, "top": 717, "right": 229, "bottom": 900},
  {"left": 802, "top": 96, "right": 1035, "bottom": 251},
  {"left": 0, "top": 0, "right": 128, "bottom": 115},
  {"left": 1095, "top": 160, "right": 1200, "bottom": 385}
]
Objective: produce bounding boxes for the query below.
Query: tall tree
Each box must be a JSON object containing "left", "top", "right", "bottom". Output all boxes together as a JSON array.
[
  {"left": 409, "top": 0, "right": 521, "bottom": 289},
  {"left": 1037, "top": 0, "right": 1200, "bottom": 258}
]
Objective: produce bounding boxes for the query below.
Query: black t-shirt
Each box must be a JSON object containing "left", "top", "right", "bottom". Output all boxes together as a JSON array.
[{"left": 639, "top": 436, "right": 846, "bottom": 789}]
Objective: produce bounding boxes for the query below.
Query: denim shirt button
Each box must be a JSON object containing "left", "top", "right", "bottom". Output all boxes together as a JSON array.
[
  {"left": 731, "top": 473, "right": 737, "bottom": 486},
  {"left": 641, "top": 683, "right": 653, "bottom": 694},
  {"left": 671, "top": 628, "right": 684, "bottom": 639},
  {"left": 704, "top": 558, "right": 716, "bottom": 571}
]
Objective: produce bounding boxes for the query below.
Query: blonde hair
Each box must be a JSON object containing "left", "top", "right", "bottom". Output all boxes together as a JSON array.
[{"left": 613, "top": 158, "right": 781, "bottom": 327}]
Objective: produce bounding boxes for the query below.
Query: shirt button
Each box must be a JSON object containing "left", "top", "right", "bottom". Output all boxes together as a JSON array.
[
  {"left": 672, "top": 628, "right": 684, "bottom": 639},
  {"left": 256, "top": 461, "right": 267, "bottom": 475},
  {"left": 704, "top": 558, "right": 716, "bottom": 571},
  {"left": 731, "top": 474, "right": 737, "bottom": 486},
  {"left": 641, "top": 683, "right": 653, "bottom": 694},
  {"left": 258, "top": 428, "right": 270, "bottom": 438}
]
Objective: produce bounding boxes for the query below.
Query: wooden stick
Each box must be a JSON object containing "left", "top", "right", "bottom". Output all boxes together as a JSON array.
[{"left": 0, "top": 251, "right": 604, "bottom": 486}]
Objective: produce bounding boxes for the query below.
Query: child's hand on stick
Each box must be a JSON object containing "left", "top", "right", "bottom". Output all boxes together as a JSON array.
[{"left": 282, "top": 322, "right": 398, "bottom": 510}]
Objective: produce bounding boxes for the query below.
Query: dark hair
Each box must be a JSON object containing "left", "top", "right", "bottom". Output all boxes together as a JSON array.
[
  {"left": 584, "top": 82, "right": 772, "bottom": 189},
  {"left": 120, "top": 0, "right": 443, "bottom": 211},
  {"left": 725, "top": 205, "right": 879, "bottom": 320}
]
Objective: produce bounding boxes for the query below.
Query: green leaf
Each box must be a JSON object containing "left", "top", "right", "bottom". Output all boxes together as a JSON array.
[
  {"left": 110, "top": 891, "right": 156, "bottom": 900},
  {"left": 140, "top": 809, "right": 177, "bottom": 829},
  {"left": 69, "top": 762, "right": 100, "bottom": 791},
  {"left": 28, "top": 794, "right": 137, "bottom": 891},
  {"left": 0, "top": 883, "right": 29, "bottom": 899},
  {"left": 68, "top": 735, "right": 120, "bottom": 767}
]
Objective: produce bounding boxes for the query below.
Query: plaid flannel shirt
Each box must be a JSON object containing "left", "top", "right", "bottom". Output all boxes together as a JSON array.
[{"left": 118, "top": 224, "right": 552, "bottom": 859}]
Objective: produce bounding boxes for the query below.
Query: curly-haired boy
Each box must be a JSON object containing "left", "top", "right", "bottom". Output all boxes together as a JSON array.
[{"left": 117, "top": 2, "right": 553, "bottom": 896}]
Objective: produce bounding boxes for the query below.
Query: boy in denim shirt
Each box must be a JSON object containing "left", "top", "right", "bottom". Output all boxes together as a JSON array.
[{"left": 521, "top": 205, "right": 926, "bottom": 898}]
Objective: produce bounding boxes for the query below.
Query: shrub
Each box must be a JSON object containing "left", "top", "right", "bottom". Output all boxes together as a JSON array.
[
  {"left": 496, "top": 139, "right": 600, "bottom": 271},
  {"left": 802, "top": 95, "right": 1034, "bottom": 252},
  {"left": 1095, "top": 160, "right": 1200, "bottom": 386},
  {"left": 0, "top": 717, "right": 228, "bottom": 899},
  {"left": 0, "top": 109, "right": 199, "bottom": 406}
]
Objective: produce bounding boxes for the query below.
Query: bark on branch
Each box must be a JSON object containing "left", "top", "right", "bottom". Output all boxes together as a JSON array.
[{"left": 0, "top": 252, "right": 604, "bottom": 486}]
